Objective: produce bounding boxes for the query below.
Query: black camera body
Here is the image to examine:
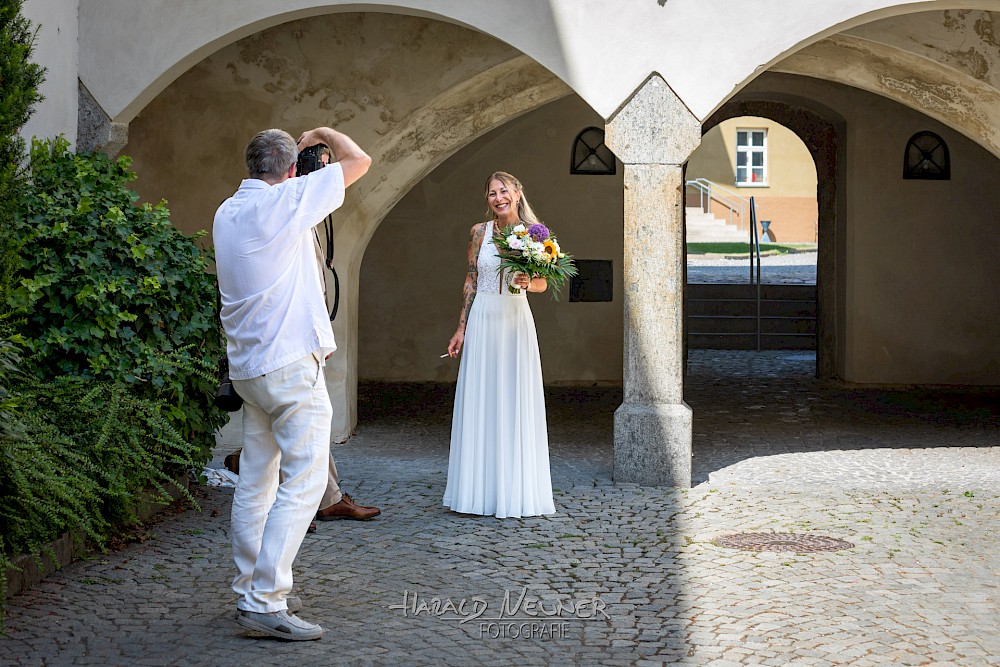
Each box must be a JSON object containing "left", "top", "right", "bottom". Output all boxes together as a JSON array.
[
  {"left": 215, "top": 358, "right": 243, "bottom": 412},
  {"left": 296, "top": 143, "right": 330, "bottom": 176}
]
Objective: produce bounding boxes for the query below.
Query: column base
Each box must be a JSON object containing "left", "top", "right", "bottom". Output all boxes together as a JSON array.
[{"left": 613, "top": 402, "right": 692, "bottom": 487}]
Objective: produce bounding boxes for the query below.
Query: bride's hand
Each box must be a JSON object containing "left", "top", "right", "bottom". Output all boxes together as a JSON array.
[
  {"left": 512, "top": 272, "right": 530, "bottom": 290},
  {"left": 447, "top": 330, "right": 465, "bottom": 357}
]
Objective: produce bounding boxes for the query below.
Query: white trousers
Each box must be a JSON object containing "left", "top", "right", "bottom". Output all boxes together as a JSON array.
[{"left": 230, "top": 353, "right": 331, "bottom": 612}]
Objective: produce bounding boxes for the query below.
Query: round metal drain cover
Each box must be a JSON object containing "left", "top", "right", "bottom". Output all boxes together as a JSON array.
[{"left": 713, "top": 532, "right": 854, "bottom": 552}]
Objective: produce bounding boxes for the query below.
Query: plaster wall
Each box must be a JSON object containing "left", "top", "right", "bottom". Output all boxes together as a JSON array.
[
  {"left": 776, "top": 10, "right": 1000, "bottom": 158},
  {"left": 845, "top": 97, "right": 1000, "bottom": 384},
  {"left": 749, "top": 197, "right": 819, "bottom": 244},
  {"left": 20, "top": 0, "right": 78, "bottom": 147},
  {"left": 358, "top": 94, "right": 623, "bottom": 385},
  {"left": 124, "top": 13, "right": 521, "bottom": 239}
]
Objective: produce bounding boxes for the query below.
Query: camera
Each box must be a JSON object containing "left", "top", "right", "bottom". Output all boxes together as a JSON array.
[
  {"left": 215, "top": 358, "right": 243, "bottom": 412},
  {"left": 296, "top": 143, "right": 330, "bottom": 176}
]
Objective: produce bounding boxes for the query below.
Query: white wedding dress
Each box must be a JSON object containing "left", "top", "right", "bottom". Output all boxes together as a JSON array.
[{"left": 443, "top": 221, "right": 555, "bottom": 518}]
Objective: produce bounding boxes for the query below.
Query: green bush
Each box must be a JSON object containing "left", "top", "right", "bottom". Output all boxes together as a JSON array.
[
  {"left": 0, "top": 2, "right": 216, "bottom": 621},
  {"left": 0, "top": 329, "right": 22, "bottom": 436},
  {"left": 0, "top": 0, "right": 45, "bottom": 308},
  {"left": 9, "top": 137, "right": 226, "bottom": 458},
  {"left": 1, "top": 138, "right": 220, "bottom": 617}
]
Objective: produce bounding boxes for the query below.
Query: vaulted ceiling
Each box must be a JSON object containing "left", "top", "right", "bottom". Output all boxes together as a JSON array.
[{"left": 775, "top": 9, "right": 1000, "bottom": 156}]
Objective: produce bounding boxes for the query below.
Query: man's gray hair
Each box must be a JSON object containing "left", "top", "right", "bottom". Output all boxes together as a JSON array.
[{"left": 245, "top": 129, "right": 297, "bottom": 180}]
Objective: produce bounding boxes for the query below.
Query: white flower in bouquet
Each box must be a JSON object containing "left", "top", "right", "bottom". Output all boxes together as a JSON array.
[
  {"left": 507, "top": 235, "right": 523, "bottom": 250},
  {"left": 512, "top": 223, "right": 526, "bottom": 234}
]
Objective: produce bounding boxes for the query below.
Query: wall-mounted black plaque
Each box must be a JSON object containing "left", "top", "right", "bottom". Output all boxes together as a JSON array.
[{"left": 569, "top": 260, "right": 613, "bottom": 302}]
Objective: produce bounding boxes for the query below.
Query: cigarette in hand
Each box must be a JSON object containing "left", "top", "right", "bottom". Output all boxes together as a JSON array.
[{"left": 440, "top": 353, "right": 450, "bottom": 358}]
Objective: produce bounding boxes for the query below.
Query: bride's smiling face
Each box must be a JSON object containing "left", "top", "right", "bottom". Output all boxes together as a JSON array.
[{"left": 487, "top": 178, "right": 520, "bottom": 222}]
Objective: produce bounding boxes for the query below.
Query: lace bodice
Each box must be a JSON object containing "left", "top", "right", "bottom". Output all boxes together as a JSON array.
[
  {"left": 476, "top": 222, "right": 502, "bottom": 294},
  {"left": 476, "top": 221, "right": 522, "bottom": 297}
]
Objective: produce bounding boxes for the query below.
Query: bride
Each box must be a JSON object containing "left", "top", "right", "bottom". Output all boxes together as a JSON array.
[{"left": 443, "top": 171, "right": 555, "bottom": 518}]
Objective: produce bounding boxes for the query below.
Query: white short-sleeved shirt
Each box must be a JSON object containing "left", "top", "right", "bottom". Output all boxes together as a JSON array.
[{"left": 213, "top": 163, "right": 345, "bottom": 380}]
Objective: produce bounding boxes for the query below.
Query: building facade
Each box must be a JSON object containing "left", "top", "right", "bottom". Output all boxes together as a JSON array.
[
  {"left": 21, "top": 0, "right": 1000, "bottom": 486},
  {"left": 687, "top": 117, "right": 819, "bottom": 243}
]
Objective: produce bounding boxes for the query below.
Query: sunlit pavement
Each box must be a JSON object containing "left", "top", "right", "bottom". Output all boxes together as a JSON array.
[{"left": 2, "top": 350, "right": 998, "bottom": 666}]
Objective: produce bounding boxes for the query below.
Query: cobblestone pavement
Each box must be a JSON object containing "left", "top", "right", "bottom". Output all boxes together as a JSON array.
[{"left": 3, "top": 351, "right": 999, "bottom": 666}]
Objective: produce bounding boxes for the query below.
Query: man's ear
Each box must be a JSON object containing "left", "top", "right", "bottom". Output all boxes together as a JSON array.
[{"left": 288, "top": 163, "right": 297, "bottom": 179}]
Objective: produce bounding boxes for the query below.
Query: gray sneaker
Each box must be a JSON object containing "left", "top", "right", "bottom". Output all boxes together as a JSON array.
[{"left": 236, "top": 609, "right": 323, "bottom": 641}]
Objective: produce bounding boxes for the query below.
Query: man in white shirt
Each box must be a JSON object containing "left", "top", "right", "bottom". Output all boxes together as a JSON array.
[{"left": 214, "top": 127, "right": 371, "bottom": 641}]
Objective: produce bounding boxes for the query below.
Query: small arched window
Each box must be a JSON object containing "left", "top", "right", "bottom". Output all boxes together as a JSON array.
[
  {"left": 903, "top": 131, "right": 950, "bottom": 180},
  {"left": 570, "top": 127, "right": 616, "bottom": 175}
]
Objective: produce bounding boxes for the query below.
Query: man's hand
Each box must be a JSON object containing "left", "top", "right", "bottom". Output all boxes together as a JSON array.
[{"left": 296, "top": 127, "right": 372, "bottom": 187}]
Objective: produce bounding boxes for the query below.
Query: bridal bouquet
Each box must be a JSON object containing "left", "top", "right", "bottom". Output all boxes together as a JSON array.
[{"left": 493, "top": 222, "right": 577, "bottom": 299}]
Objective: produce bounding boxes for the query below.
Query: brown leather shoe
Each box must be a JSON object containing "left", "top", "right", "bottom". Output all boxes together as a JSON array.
[
  {"left": 224, "top": 449, "right": 241, "bottom": 475},
  {"left": 307, "top": 521, "right": 317, "bottom": 534},
  {"left": 315, "top": 494, "right": 381, "bottom": 521}
]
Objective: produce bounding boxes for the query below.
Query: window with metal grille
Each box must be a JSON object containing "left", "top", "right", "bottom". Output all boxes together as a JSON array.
[
  {"left": 570, "top": 127, "right": 616, "bottom": 175},
  {"left": 903, "top": 131, "right": 950, "bottom": 180}
]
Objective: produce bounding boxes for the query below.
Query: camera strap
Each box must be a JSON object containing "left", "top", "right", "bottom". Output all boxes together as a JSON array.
[{"left": 316, "top": 214, "right": 339, "bottom": 321}]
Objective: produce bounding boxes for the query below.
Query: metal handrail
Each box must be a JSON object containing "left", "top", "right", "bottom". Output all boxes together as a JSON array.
[
  {"left": 685, "top": 178, "right": 751, "bottom": 231},
  {"left": 749, "top": 197, "right": 762, "bottom": 351}
]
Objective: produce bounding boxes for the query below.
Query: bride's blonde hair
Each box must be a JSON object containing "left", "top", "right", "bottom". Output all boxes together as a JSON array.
[{"left": 484, "top": 171, "right": 541, "bottom": 226}]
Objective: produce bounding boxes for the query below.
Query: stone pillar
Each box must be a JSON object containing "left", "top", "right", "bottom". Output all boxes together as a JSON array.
[
  {"left": 77, "top": 81, "right": 128, "bottom": 156},
  {"left": 604, "top": 74, "right": 701, "bottom": 487},
  {"left": 325, "top": 260, "right": 360, "bottom": 444}
]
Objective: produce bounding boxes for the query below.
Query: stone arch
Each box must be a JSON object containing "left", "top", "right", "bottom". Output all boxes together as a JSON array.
[
  {"left": 121, "top": 10, "right": 572, "bottom": 441},
  {"left": 703, "top": 98, "right": 845, "bottom": 380},
  {"left": 328, "top": 56, "right": 571, "bottom": 439}
]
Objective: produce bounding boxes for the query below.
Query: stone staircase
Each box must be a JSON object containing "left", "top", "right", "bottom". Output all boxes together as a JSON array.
[
  {"left": 686, "top": 207, "right": 746, "bottom": 243},
  {"left": 686, "top": 283, "right": 817, "bottom": 350}
]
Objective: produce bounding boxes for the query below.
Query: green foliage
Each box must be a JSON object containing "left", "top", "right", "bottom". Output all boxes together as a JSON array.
[
  {"left": 0, "top": 375, "right": 202, "bottom": 608},
  {"left": 0, "top": 325, "right": 24, "bottom": 436},
  {"left": 10, "top": 137, "right": 226, "bottom": 458},
  {"left": 0, "top": 5, "right": 213, "bottom": 622},
  {"left": 686, "top": 242, "right": 813, "bottom": 256},
  {"left": 0, "top": 0, "right": 45, "bottom": 308}
]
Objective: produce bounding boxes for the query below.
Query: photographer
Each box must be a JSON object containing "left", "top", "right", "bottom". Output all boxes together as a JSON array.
[
  {"left": 222, "top": 141, "right": 380, "bottom": 522},
  {"left": 214, "top": 127, "right": 371, "bottom": 641}
]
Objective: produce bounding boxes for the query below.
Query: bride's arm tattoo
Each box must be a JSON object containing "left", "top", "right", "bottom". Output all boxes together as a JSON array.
[{"left": 457, "top": 223, "right": 484, "bottom": 333}]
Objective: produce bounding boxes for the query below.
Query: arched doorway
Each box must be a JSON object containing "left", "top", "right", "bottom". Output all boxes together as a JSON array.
[
  {"left": 698, "top": 99, "right": 843, "bottom": 380},
  {"left": 685, "top": 115, "right": 821, "bottom": 373},
  {"left": 357, "top": 93, "right": 624, "bottom": 392}
]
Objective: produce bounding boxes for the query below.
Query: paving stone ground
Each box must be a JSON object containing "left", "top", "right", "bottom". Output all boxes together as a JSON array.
[
  {"left": 2, "top": 350, "right": 998, "bottom": 666},
  {"left": 687, "top": 252, "right": 817, "bottom": 285}
]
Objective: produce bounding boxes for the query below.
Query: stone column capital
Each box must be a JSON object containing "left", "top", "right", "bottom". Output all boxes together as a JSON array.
[{"left": 605, "top": 73, "right": 701, "bottom": 165}]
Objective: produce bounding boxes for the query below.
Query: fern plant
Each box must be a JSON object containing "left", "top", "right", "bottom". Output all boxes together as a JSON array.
[{"left": 0, "top": 375, "right": 202, "bottom": 614}]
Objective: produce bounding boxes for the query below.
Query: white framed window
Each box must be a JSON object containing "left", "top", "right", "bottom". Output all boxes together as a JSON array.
[{"left": 735, "top": 128, "right": 767, "bottom": 186}]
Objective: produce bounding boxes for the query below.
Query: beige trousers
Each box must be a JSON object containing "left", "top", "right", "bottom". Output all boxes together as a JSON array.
[{"left": 319, "top": 452, "right": 343, "bottom": 509}]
